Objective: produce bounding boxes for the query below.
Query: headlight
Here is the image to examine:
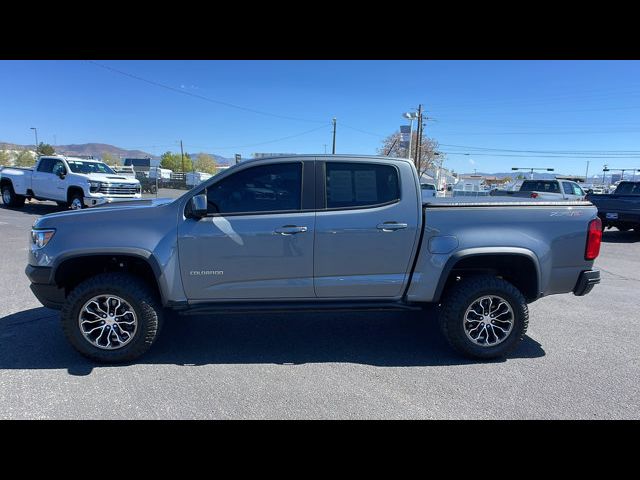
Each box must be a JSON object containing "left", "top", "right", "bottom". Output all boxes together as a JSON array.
[
  {"left": 89, "top": 181, "right": 102, "bottom": 193},
  {"left": 31, "top": 229, "right": 55, "bottom": 249}
]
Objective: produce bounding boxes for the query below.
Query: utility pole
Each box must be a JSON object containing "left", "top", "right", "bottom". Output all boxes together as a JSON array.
[
  {"left": 585, "top": 160, "right": 590, "bottom": 182},
  {"left": 30, "top": 127, "right": 38, "bottom": 156},
  {"left": 323, "top": 144, "right": 327, "bottom": 154},
  {"left": 414, "top": 104, "right": 423, "bottom": 171},
  {"left": 180, "top": 140, "right": 185, "bottom": 173},
  {"left": 331, "top": 118, "right": 337, "bottom": 154}
]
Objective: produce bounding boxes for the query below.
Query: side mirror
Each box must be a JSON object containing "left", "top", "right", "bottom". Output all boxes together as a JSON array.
[{"left": 189, "top": 194, "right": 208, "bottom": 219}]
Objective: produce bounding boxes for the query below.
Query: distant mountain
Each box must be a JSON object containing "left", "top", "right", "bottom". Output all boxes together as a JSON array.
[{"left": 0, "top": 141, "right": 234, "bottom": 165}]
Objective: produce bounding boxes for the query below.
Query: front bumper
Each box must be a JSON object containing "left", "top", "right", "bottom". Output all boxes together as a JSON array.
[
  {"left": 84, "top": 195, "right": 142, "bottom": 207},
  {"left": 25, "top": 265, "right": 65, "bottom": 310},
  {"left": 573, "top": 269, "right": 600, "bottom": 296}
]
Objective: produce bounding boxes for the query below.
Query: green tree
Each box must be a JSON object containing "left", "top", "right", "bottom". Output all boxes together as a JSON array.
[
  {"left": 193, "top": 153, "right": 217, "bottom": 174},
  {"left": 160, "top": 151, "right": 192, "bottom": 172},
  {"left": 101, "top": 152, "right": 120, "bottom": 166},
  {"left": 36, "top": 142, "right": 55, "bottom": 156},
  {"left": 15, "top": 150, "right": 36, "bottom": 167},
  {"left": 0, "top": 150, "right": 10, "bottom": 166}
]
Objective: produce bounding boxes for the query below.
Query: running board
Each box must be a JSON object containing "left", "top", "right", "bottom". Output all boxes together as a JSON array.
[{"left": 177, "top": 300, "right": 423, "bottom": 316}]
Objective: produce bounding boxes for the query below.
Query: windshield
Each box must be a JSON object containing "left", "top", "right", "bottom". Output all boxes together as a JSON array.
[
  {"left": 520, "top": 180, "right": 560, "bottom": 193},
  {"left": 614, "top": 182, "right": 640, "bottom": 195},
  {"left": 66, "top": 161, "right": 115, "bottom": 175}
]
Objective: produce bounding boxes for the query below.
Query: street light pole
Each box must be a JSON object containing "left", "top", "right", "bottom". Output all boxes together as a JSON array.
[{"left": 30, "top": 127, "right": 38, "bottom": 156}]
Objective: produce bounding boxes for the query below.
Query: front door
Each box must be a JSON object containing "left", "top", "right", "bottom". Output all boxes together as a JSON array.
[
  {"left": 178, "top": 160, "right": 316, "bottom": 300},
  {"left": 314, "top": 160, "right": 420, "bottom": 298}
]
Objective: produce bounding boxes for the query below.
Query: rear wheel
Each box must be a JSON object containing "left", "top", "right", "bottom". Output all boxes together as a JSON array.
[
  {"left": 61, "top": 272, "right": 163, "bottom": 362},
  {"left": 1, "top": 184, "right": 25, "bottom": 208},
  {"left": 439, "top": 275, "right": 529, "bottom": 359}
]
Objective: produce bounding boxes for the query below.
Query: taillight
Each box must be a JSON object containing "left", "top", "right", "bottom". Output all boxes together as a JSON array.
[
  {"left": 530, "top": 192, "right": 538, "bottom": 199},
  {"left": 585, "top": 218, "right": 602, "bottom": 260}
]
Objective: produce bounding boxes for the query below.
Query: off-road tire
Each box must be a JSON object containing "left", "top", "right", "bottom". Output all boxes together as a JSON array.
[
  {"left": 61, "top": 272, "right": 163, "bottom": 362},
  {"left": 439, "top": 275, "right": 529, "bottom": 359}
]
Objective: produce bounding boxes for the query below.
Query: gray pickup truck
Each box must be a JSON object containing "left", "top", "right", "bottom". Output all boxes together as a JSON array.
[{"left": 25, "top": 155, "right": 602, "bottom": 362}]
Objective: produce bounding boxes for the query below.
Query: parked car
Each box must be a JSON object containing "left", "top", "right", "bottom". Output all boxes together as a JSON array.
[
  {"left": 1, "top": 155, "right": 141, "bottom": 209},
  {"left": 25, "top": 154, "right": 601, "bottom": 362},
  {"left": 587, "top": 181, "right": 640, "bottom": 232}
]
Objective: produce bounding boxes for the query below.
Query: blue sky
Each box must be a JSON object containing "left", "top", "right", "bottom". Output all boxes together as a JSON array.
[{"left": 2, "top": 60, "right": 640, "bottom": 175}]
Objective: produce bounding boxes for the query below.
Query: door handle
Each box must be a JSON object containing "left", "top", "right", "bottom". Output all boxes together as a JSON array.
[
  {"left": 275, "top": 225, "right": 308, "bottom": 235},
  {"left": 377, "top": 222, "right": 408, "bottom": 232}
]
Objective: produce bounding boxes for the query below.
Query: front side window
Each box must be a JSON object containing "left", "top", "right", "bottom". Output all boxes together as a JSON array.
[
  {"left": 325, "top": 162, "right": 400, "bottom": 209},
  {"left": 206, "top": 162, "right": 302, "bottom": 214},
  {"left": 51, "top": 160, "right": 66, "bottom": 176},
  {"left": 562, "top": 182, "right": 574, "bottom": 195},
  {"left": 572, "top": 184, "right": 584, "bottom": 196}
]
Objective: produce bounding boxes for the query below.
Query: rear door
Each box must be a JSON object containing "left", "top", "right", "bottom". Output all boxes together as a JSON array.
[{"left": 313, "top": 159, "right": 421, "bottom": 298}]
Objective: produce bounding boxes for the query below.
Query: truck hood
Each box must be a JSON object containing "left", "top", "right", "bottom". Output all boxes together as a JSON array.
[
  {"left": 33, "top": 198, "right": 176, "bottom": 228},
  {"left": 78, "top": 173, "right": 140, "bottom": 184}
]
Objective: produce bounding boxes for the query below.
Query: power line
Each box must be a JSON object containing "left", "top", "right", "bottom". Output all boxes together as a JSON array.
[
  {"left": 197, "top": 124, "right": 331, "bottom": 150},
  {"left": 86, "top": 60, "right": 326, "bottom": 124},
  {"left": 439, "top": 143, "right": 640, "bottom": 155},
  {"left": 442, "top": 151, "right": 640, "bottom": 159}
]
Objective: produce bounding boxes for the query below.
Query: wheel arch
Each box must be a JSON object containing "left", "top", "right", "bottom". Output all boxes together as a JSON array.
[
  {"left": 52, "top": 250, "right": 166, "bottom": 305},
  {"left": 433, "top": 248, "right": 541, "bottom": 303},
  {"left": 66, "top": 185, "right": 86, "bottom": 203}
]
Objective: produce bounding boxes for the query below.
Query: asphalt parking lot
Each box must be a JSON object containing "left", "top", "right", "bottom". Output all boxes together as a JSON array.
[{"left": 1, "top": 195, "right": 639, "bottom": 419}]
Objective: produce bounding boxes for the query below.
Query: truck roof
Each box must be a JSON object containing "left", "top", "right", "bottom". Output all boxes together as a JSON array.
[
  {"left": 39, "top": 155, "right": 105, "bottom": 163},
  {"left": 235, "top": 154, "right": 414, "bottom": 167}
]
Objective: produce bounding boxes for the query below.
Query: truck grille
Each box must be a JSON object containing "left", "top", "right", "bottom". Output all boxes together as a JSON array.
[{"left": 98, "top": 183, "right": 140, "bottom": 195}]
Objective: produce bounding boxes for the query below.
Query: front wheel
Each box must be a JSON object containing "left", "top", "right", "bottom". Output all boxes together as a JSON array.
[
  {"left": 439, "top": 275, "right": 529, "bottom": 359},
  {"left": 60, "top": 272, "right": 163, "bottom": 362},
  {"left": 69, "top": 194, "right": 85, "bottom": 210}
]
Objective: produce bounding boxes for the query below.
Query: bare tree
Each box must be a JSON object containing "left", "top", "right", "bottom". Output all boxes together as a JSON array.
[{"left": 377, "top": 131, "right": 442, "bottom": 178}]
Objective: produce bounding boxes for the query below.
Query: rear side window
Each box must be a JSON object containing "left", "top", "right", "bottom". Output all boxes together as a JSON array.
[
  {"left": 206, "top": 162, "right": 302, "bottom": 214},
  {"left": 37, "top": 158, "right": 54, "bottom": 173},
  {"left": 562, "top": 182, "right": 574, "bottom": 194},
  {"left": 520, "top": 180, "right": 560, "bottom": 193},
  {"left": 325, "top": 162, "right": 400, "bottom": 209}
]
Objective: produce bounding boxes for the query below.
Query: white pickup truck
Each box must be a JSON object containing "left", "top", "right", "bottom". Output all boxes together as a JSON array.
[
  {"left": 491, "top": 179, "right": 586, "bottom": 201},
  {"left": 1, "top": 155, "right": 141, "bottom": 209}
]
